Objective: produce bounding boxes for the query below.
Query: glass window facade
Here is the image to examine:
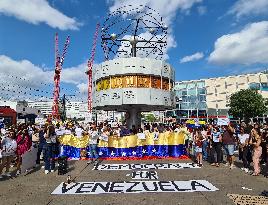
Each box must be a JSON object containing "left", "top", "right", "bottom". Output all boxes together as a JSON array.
[
  {"left": 175, "top": 80, "right": 207, "bottom": 118},
  {"left": 249, "top": 83, "right": 260, "bottom": 90}
]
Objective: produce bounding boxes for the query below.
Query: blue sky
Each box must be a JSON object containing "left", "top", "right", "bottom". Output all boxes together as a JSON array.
[{"left": 0, "top": 0, "right": 268, "bottom": 102}]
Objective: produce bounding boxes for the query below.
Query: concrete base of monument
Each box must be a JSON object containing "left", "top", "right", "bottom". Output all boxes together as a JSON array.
[{"left": 126, "top": 107, "right": 141, "bottom": 129}]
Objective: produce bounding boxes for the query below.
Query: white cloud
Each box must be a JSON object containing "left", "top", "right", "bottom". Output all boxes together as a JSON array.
[
  {"left": 77, "top": 83, "right": 88, "bottom": 94},
  {"left": 0, "top": 55, "right": 53, "bottom": 87},
  {"left": 197, "top": 6, "right": 207, "bottom": 15},
  {"left": 180, "top": 52, "right": 204, "bottom": 63},
  {"left": 0, "top": 55, "right": 54, "bottom": 100},
  {"left": 61, "top": 63, "right": 87, "bottom": 85},
  {"left": 109, "top": 0, "right": 202, "bottom": 25},
  {"left": 228, "top": 0, "right": 268, "bottom": 19},
  {"left": 208, "top": 21, "right": 268, "bottom": 65},
  {"left": 0, "top": 55, "right": 88, "bottom": 101},
  {"left": 108, "top": 0, "right": 202, "bottom": 59},
  {"left": 0, "top": 0, "right": 81, "bottom": 30}
]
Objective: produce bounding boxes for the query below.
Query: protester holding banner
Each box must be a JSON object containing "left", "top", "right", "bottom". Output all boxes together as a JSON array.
[
  {"left": 153, "top": 127, "right": 159, "bottom": 141},
  {"left": 0, "top": 129, "right": 17, "bottom": 178},
  {"left": 180, "top": 123, "right": 190, "bottom": 155},
  {"left": 43, "top": 124, "right": 58, "bottom": 174}
]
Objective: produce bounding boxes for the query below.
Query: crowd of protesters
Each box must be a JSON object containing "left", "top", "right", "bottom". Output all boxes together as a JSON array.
[
  {"left": 188, "top": 122, "right": 268, "bottom": 177},
  {"left": 0, "top": 119, "right": 267, "bottom": 178}
]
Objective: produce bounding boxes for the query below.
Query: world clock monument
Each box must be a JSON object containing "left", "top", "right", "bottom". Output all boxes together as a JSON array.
[{"left": 92, "top": 5, "right": 175, "bottom": 128}]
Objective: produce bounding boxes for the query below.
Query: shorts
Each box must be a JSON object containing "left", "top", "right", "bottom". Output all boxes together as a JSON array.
[
  {"left": 224, "top": 144, "right": 235, "bottom": 156},
  {"left": 195, "top": 147, "right": 202, "bottom": 153}
]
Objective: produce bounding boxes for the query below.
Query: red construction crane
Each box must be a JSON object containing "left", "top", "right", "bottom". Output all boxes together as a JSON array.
[
  {"left": 52, "top": 33, "right": 70, "bottom": 119},
  {"left": 86, "top": 23, "right": 100, "bottom": 113}
]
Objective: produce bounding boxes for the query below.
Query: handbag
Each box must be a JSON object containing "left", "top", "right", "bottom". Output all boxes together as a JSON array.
[{"left": 32, "top": 133, "right": 39, "bottom": 143}]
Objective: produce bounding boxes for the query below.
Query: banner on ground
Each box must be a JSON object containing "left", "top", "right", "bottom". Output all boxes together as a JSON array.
[
  {"left": 129, "top": 171, "right": 158, "bottom": 180},
  {"left": 51, "top": 180, "right": 218, "bottom": 195},
  {"left": 93, "top": 163, "right": 200, "bottom": 170}
]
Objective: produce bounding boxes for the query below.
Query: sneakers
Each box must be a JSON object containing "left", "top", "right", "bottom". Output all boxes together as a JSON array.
[
  {"left": 16, "top": 170, "right": 21, "bottom": 176},
  {"left": 4, "top": 172, "right": 11, "bottom": 177},
  {"left": 230, "top": 164, "right": 235, "bottom": 169},
  {"left": 241, "top": 168, "right": 245, "bottom": 171},
  {"left": 41, "top": 165, "right": 45, "bottom": 169},
  {"left": 87, "top": 160, "right": 93, "bottom": 165},
  {"left": 45, "top": 170, "right": 49, "bottom": 174},
  {"left": 244, "top": 168, "right": 249, "bottom": 173},
  {"left": 50, "top": 170, "right": 55, "bottom": 173}
]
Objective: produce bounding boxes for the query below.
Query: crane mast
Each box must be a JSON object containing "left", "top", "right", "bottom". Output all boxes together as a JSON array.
[
  {"left": 86, "top": 23, "right": 100, "bottom": 113},
  {"left": 52, "top": 33, "right": 70, "bottom": 119}
]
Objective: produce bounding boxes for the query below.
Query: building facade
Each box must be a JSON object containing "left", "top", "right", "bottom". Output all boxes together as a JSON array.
[
  {"left": 28, "top": 101, "right": 89, "bottom": 119},
  {"left": 173, "top": 71, "right": 268, "bottom": 120},
  {"left": 28, "top": 101, "right": 53, "bottom": 116}
]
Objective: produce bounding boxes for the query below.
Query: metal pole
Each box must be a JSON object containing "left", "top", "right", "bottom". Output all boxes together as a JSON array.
[{"left": 63, "top": 94, "right": 66, "bottom": 122}]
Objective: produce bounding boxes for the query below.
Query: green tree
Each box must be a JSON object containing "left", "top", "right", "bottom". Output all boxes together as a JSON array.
[
  {"left": 228, "top": 89, "right": 267, "bottom": 122},
  {"left": 144, "top": 113, "right": 156, "bottom": 123}
]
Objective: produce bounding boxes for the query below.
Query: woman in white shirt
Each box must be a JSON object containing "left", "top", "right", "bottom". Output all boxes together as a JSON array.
[
  {"left": 0, "top": 129, "right": 17, "bottom": 178},
  {"left": 238, "top": 127, "right": 250, "bottom": 173}
]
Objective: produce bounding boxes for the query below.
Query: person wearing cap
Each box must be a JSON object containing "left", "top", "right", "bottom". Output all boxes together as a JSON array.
[{"left": 0, "top": 129, "right": 17, "bottom": 178}]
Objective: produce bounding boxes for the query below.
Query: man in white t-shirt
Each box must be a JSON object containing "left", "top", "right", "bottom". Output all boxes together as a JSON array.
[{"left": 238, "top": 127, "right": 250, "bottom": 173}]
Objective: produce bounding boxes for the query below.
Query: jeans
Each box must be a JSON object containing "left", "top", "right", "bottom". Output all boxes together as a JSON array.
[
  {"left": 212, "top": 142, "right": 222, "bottom": 164},
  {"left": 202, "top": 140, "right": 208, "bottom": 160},
  {"left": 90, "top": 144, "right": 98, "bottom": 160},
  {"left": 241, "top": 146, "right": 250, "bottom": 168},
  {"left": 36, "top": 143, "right": 44, "bottom": 164},
  {"left": 43, "top": 143, "right": 57, "bottom": 171}
]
